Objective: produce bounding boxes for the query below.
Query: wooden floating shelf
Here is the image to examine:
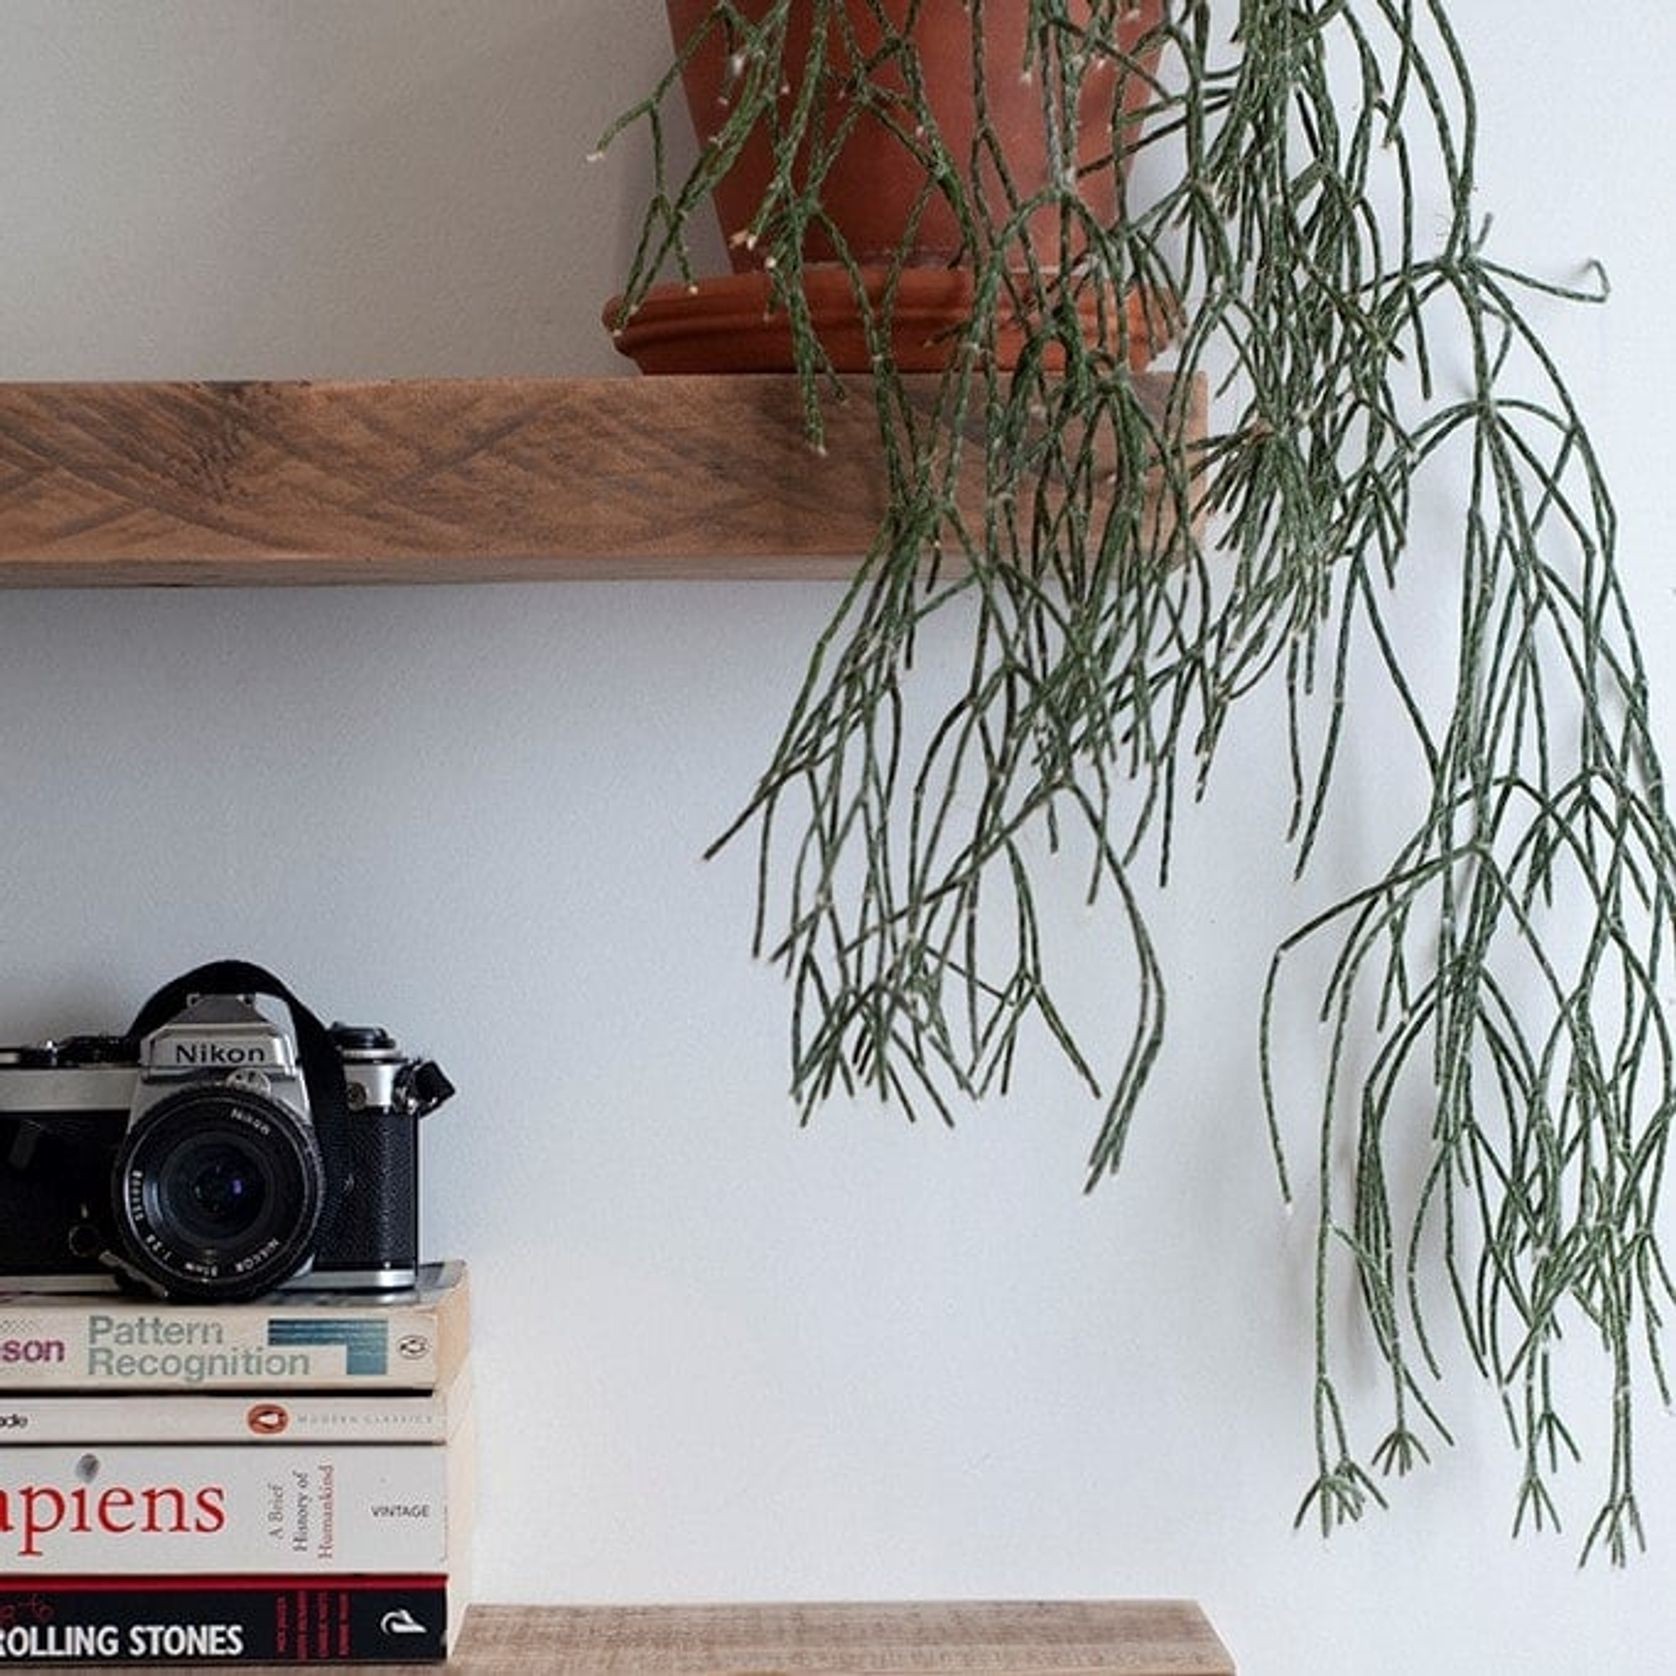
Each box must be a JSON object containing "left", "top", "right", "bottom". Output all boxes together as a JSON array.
[
  {"left": 196, "top": 1600, "right": 1235, "bottom": 1674},
  {"left": 0, "top": 374, "right": 1199, "bottom": 587}
]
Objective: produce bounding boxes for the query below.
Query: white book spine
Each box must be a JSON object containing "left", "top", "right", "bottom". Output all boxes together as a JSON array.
[
  {"left": 0, "top": 1380, "right": 463, "bottom": 1445},
  {"left": 0, "top": 1439, "right": 467, "bottom": 1575},
  {"left": 0, "top": 1263, "right": 465, "bottom": 1391}
]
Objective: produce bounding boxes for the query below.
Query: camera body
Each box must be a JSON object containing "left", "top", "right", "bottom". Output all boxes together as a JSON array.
[{"left": 0, "top": 982, "right": 453, "bottom": 1302}]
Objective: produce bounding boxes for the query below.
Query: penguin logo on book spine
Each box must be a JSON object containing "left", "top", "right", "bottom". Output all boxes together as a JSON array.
[{"left": 245, "top": 1403, "right": 290, "bottom": 1436}]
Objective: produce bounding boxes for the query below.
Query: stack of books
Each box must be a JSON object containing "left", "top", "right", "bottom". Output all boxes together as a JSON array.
[{"left": 0, "top": 1262, "right": 472, "bottom": 1666}]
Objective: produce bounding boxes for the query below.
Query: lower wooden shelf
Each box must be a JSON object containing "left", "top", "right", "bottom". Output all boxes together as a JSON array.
[{"left": 436, "top": 1601, "right": 1235, "bottom": 1673}]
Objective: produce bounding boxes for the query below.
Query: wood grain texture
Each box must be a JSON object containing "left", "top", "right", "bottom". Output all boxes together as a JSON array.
[
  {"left": 450, "top": 1602, "right": 1237, "bottom": 1674},
  {"left": 0, "top": 375, "right": 1200, "bottom": 585}
]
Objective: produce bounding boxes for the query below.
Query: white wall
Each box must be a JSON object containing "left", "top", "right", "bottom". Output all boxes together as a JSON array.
[{"left": 2, "top": 6, "right": 1674, "bottom": 1673}]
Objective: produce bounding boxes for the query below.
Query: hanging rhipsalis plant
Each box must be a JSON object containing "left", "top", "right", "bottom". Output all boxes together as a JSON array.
[{"left": 600, "top": 1, "right": 1676, "bottom": 1560}]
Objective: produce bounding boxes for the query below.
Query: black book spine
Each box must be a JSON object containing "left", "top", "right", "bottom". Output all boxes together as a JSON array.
[{"left": 0, "top": 1575, "right": 448, "bottom": 1664}]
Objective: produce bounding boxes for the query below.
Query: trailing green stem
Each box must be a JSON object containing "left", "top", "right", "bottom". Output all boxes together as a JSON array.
[{"left": 604, "top": 0, "right": 1676, "bottom": 1555}]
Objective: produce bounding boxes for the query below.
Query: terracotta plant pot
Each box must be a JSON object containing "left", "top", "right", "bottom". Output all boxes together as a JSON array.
[{"left": 665, "top": 0, "right": 1166, "bottom": 272}]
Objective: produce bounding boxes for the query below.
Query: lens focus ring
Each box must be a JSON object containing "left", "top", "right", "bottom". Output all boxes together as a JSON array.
[{"left": 111, "top": 1087, "right": 325, "bottom": 1302}]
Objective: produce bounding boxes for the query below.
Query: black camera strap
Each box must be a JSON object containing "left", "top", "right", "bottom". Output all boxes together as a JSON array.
[{"left": 123, "top": 959, "right": 356, "bottom": 1192}]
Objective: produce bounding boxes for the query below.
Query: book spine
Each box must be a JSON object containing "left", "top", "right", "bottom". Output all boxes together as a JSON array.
[
  {"left": 0, "top": 1381, "right": 461, "bottom": 1445},
  {"left": 0, "top": 1574, "right": 452, "bottom": 1663},
  {"left": 0, "top": 1301, "right": 448, "bottom": 1392},
  {"left": 0, "top": 1442, "right": 457, "bottom": 1574}
]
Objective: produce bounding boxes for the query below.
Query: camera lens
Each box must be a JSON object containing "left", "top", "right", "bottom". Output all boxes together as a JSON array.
[
  {"left": 161, "top": 1139, "right": 270, "bottom": 1242},
  {"left": 112, "top": 1089, "right": 324, "bottom": 1302}
]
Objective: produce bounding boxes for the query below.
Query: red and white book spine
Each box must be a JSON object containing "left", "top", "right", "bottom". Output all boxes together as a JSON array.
[
  {"left": 0, "top": 1574, "right": 458, "bottom": 1663},
  {"left": 0, "top": 1433, "right": 471, "bottom": 1575}
]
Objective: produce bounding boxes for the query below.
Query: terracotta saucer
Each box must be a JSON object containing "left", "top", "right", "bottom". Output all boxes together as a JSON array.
[{"left": 603, "top": 268, "right": 1170, "bottom": 376}]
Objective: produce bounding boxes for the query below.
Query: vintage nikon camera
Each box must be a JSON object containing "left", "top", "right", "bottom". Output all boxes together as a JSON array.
[{"left": 0, "top": 961, "right": 453, "bottom": 1302}]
